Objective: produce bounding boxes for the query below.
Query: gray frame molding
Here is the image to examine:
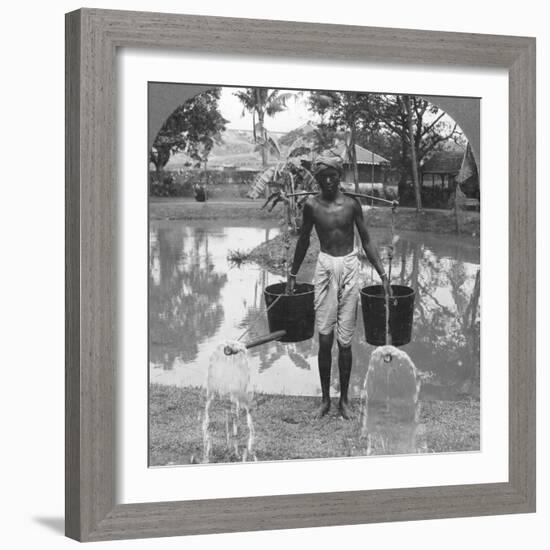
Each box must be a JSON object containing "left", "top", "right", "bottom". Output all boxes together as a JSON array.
[{"left": 65, "top": 8, "right": 536, "bottom": 542}]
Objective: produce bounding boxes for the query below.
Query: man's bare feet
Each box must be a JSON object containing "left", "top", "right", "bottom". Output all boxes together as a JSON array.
[
  {"left": 339, "top": 400, "right": 353, "bottom": 420},
  {"left": 315, "top": 399, "right": 331, "bottom": 418}
]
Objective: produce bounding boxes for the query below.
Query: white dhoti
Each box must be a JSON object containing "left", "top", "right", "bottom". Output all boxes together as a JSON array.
[{"left": 314, "top": 250, "right": 360, "bottom": 347}]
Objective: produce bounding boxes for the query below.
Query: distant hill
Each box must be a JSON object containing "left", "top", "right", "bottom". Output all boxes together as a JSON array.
[
  {"left": 209, "top": 129, "right": 262, "bottom": 168},
  {"left": 166, "top": 128, "right": 286, "bottom": 170},
  {"left": 165, "top": 127, "right": 310, "bottom": 170},
  {"left": 277, "top": 122, "right": 317, "bottom": 147},
  {"left": 164, "top": 122, "right": 467, "bottom": 173}
]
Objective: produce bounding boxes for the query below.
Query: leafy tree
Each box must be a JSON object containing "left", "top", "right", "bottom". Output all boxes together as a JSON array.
[
  {"left": 305, "top": 92, "right": 465, "bottom": 208},
  {"left": 247, "top": 142, "right": 316, "bottom": 230},
  {"left": 376, "top": 95, "right": 461, "bottom": 210},
  {"left": 311, "top": 122, "right": 342, "bottom": 154},
  {"left": 149, "top": 88, "right": 227, "bottom": 176}
]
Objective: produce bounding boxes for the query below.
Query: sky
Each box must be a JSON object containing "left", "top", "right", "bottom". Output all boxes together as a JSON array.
[
  {"left": 217, "top": 86, "right": 463, "bottom": 138},
  {"left": 218, "top": 87, "right": 319, "bottom": 133}
]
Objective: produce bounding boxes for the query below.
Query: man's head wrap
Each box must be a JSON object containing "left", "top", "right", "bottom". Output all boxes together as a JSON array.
[{"left": 312, "top": 154, "right": 344, "bottom": 176}]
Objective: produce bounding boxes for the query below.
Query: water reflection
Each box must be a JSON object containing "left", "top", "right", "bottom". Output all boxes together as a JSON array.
[
  {"left": 149, "top": 225, "right": 227, "bottom": 367},
  {"left": 149, "top": 221, "right": 480, "bottom": 401},
  {"left": 389, "top": 233, "right": 481, "bottom": 399}
]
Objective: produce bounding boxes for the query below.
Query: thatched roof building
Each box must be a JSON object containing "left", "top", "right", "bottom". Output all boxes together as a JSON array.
[{"left": 421, "top": 151, "right": 464, "bottom": 177}]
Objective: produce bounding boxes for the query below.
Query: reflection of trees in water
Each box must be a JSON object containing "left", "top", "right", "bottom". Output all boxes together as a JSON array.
[
  {"left": 237, "top": 275, "right": 317, "bottom": 373},
  {"left": 149, "top": 226, "right": 227, "bottom": 368},
  {"left": 350, "top": 235, "right": 480, "bottom": 397},
  {"left": 248, "top": 340, "right": 316, "bottom": 374},
  {"left": 240, "top": 313, "right": 317, "bottom": 374},
  {"left": 149, "top": 223, "right": 480, "bottom": 398},
  {"left": 235, "top": 233, "right": 480, "bottom": 397},
  {"left": 391, "top": 236, "right": 481, "bottom": 394}
]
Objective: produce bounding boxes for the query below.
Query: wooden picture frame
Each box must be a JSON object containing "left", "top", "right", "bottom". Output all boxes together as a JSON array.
[{"left": 65, "top": 8, "right": 536, "bottom": 542}]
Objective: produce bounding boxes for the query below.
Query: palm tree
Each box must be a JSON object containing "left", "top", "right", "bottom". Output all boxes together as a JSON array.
[{"left": 234, "top": 88, "right": 294, "bottom": 194}]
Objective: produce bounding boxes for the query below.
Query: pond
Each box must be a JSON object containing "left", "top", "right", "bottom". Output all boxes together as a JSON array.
[{"left": 149, "top": 219, "right": 480, "bottom": 401}]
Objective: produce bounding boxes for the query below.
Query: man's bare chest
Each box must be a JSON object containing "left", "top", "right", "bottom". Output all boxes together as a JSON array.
[{"left": 312, "top": 203, "right": 354, "bottom": 230}]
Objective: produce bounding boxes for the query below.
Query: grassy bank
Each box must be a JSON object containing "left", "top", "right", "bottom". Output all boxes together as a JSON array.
[
  {"left": 245, "top": 231, "right": 321, "bottom": 274},
  {"left": 150, "top": 199, "right": 480, "bottom": 236},
  {"left": 366, "top": 206, "right": 479, "bottom": 236},
  {"left": 150, "top": 198, "right": 279, "bottom": 221},
  {"left": 150, "top": 384, "right": 480, "bottom": 466}
]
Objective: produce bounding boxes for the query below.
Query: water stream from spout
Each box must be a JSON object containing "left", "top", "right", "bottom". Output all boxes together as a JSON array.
[
  {"left": 360, "top": 345, "right": 426, "bottom": 455},
  {"left": 202, "top": 342, "right": 256, "bottom": 463}
]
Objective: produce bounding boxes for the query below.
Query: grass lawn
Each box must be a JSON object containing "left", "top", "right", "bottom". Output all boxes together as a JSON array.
[{"left": 150, "top": 384, "right": 480, "bottom": 466}]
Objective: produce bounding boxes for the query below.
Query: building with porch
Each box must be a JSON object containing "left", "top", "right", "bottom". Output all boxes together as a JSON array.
[{"left": 330, "top": 142, "right": 390, "bottom": 184}]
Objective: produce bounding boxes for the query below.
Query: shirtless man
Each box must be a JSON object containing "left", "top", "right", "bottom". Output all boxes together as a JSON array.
[{"left": 289, "top": 156, "right": 390, "bottom": 419}]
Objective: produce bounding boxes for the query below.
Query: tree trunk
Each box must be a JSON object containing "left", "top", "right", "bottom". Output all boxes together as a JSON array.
[
  {"left": 349, "top": 124, "right": 359, "bottom": 194},
  {"left": 154, "top": 163, "right": 162, "bottom": 180},
  {"left": 258, "top": 111, "right": 269, "bottom": 199},
  {"left": 403, "top": 95, "right": 423, "bottom": 212}
]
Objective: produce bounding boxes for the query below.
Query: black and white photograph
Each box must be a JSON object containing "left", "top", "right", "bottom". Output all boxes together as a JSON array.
[
  {"left": 3, "top": 0, "right": 544, "bottom": 546},
  {"left": 148, "top": 83, "right": 481, "bottom": 466}
]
